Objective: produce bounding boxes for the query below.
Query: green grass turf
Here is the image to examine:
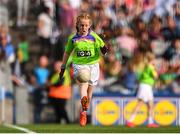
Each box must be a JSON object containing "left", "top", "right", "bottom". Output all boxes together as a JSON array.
[
  {"left": 19, "top": 124, "right": 180, "bottom": 133},
  {"left": 1, "top": 124, "right": 180, "bottom": 133},
  {"left": 0, "top": 125, "right": 22, "bottom": 133}
]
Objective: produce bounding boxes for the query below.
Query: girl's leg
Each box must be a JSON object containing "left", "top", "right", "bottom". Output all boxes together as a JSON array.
[
  {"left": 147, "top": 100, "right": 154, "bottom": 124},
  {"left": 147, "top": 100, "right": 159, "bottom": 127},
  {"left": 79, "top": 82, "right": 88, "bottom": 99},
  {"left": 78, "top": 82, "right": 89, "bottom": 126},
  {"left": 87, "top": 85, "right": 94, "bottom": 104},
  {"left": 128, "top": 99, "right": 144, "bottom": 122},
  {"left": 78, "top": 82, "right": 89, "bottom": 111}
]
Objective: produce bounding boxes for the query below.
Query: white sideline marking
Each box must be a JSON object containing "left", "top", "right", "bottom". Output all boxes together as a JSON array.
[{"left": 3, "top": 123, "right": 36, "bottom": 134}]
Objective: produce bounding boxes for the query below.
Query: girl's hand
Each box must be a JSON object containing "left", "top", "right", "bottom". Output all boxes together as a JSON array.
[{"left": 59, "top": 64, "right": 66, "bottom": 80}]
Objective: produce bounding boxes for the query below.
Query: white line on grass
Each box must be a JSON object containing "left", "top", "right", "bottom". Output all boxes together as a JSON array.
[{"left": 3, "top": 123, "right": 36, "bottom": 134}]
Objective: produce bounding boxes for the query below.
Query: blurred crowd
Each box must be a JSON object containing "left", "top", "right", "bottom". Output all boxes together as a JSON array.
[{"left": 0, "top": 0, "right": 180, "bottom": 123}]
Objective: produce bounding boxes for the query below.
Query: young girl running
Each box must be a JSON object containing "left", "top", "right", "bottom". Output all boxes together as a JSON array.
[{"left": 59, "top": 12, "right": 108, "bottom": 127}]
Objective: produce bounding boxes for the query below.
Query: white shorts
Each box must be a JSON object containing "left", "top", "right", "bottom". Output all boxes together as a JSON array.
[
  {"left": 72, "top": 63, "right": 100, "bottom": 86},
  {"left": 137, "top": 83, "right": 154, "bottom": 102}
]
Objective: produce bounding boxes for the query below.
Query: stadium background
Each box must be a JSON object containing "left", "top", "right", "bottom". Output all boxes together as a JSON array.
[{"left": 0, "top": 0, "right": 180, "bottom": 132}]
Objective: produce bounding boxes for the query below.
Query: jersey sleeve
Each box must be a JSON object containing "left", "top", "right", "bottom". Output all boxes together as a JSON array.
[
  {"left": 151, "top": 67, "right": 158, "bottom": 78},
  {"left": 149, "top": 64, "right": 158, "bottom": 78},
  {"left": 91, "top": 31, "right": 105, "bottom": 48},
  {"left": 65, "top": 34, "right": 75, "bottom": 55}
]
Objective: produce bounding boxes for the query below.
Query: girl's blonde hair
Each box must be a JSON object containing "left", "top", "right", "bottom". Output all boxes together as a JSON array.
[
  {"left": 76, "top": 12, "right": 92, "bottom": 26},
  {"left": 145, "top": 52, "right": 155, "bottom": 62},
  {"left": 130, "top": 52, "right": 146, "bottom": 72}
]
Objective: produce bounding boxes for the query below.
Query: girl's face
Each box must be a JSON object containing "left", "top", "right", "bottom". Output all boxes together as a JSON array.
[{"left": 77, "top": 19, "right": 91, "bottom": 36}]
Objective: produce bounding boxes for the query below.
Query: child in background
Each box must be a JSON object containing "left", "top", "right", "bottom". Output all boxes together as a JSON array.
[
  {"left": 126, "top": 51, "right": 159, "bottom": 128},
  {"left": 33, "top": 55, "right": 49, "bottom": 123}
]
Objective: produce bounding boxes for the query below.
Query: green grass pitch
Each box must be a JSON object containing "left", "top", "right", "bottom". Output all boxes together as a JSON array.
[{"left": 0, "top": 124, "right": 180, "bottom": 133}]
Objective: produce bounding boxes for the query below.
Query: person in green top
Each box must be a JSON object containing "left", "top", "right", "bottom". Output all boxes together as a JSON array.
[
  {"left": 59, "top": 12, "right": 108, "bottom": 127},
  {"left": 17, "top": 33, "right": 29, "bottom": 74},
  {"left": 126, "top": 52, "right": 159, "bottom": 128}
]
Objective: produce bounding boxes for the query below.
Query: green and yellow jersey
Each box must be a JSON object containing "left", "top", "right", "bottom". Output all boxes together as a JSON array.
[
  {"left": 139, "top": 64, "right": 158, "bottom": 86},
  {"left": 65, "top": 31, "right": 105, "bottom": 65}
]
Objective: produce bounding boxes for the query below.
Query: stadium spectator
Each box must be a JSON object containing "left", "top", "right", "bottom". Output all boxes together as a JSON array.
[
  {"left": 37, "top": 5, "right": 53, "bottom": 56},
  {"left": 43, "top": 0, "right": 55, "bottom": 18},
  {"left": 120, "top": 60, "right": 138, "bottom": 95},
  {"left": 171, "top": 75, "right": 180, "bottom": 94},
  {"left": 17, "top": 33, "right": 29, "bottom": 75},
  {"left": 174, "top": 0, "right": 180, "bottom": 27},
  {"left": 79, "top": 0, "right": 90, "bottom": 13},
  {"left": 0, "top": 0, "right": 9, "bottom": 27},
  {"left": 48, "top": 61, "right": 71, "bottom": 124},
  {"left": 0, "top": 49, "right": 13, "bottom": 101},
  {"left": 33, "top": 55, "right": 50, "bottom": 123},
  {"left": 99, "top": 50, "right": 122, "bottom": 93},
  {"left": 58, "top": 0, "right": 76, "bottom": 36},
  {"left": 116, "top": 27, "right": 138, "bottom": 59},
  {"left": 16, "top": 0, "right": 29, "bottom": 27},
  {"left": 163, "top": 38, "right": 180, "bottom": 68},
  {"left": 169, "top": 38, "right": 180, "bottom": 68},
  {"left": 141, "top": 0, "right": 156, "bottom": 23},
  {"left": 0, "top": 25, "right": 11, "bottom": 44},
  {"left": 149, "top": 15, "right": 163, "bottom": 40},
  {"left": 161, "top": 15, "right": 180, "bottom": 41},
  {"left": 0, "top": 31, "right": 15, "bottom": 65},
  {"left": 158, "top": 63, "right": 177, "bottom": 91}
]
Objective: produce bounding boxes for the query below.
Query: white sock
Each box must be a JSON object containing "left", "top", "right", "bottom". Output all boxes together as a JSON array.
[
  {"left": 148, "top": 116, "right": 154, "bottom": 124},
  {"left": 129, "top": 114, "right": 136, "bottom": 122}
]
